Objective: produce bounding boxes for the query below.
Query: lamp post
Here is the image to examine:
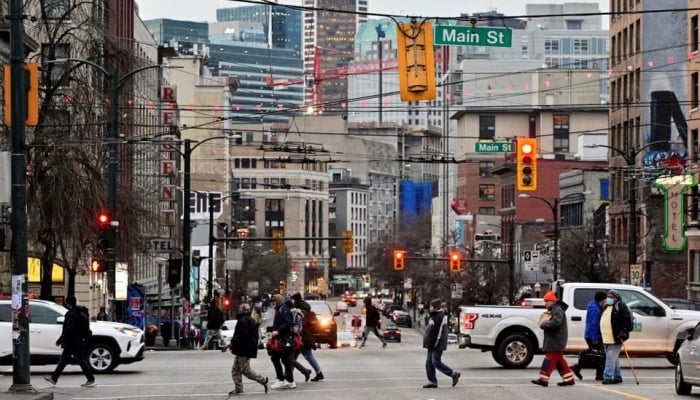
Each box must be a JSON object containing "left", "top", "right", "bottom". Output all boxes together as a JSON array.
[
  {"left": 50, "top": 58, "right": 171, "bottom": 312},
  {"left": 519, "top": 192, "right": 591, "bottom": 282},
  {"left": 584, "top": 141, "right": 666, "bottom": 268}
]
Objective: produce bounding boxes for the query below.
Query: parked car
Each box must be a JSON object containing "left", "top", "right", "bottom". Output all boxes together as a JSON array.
[
  {"left": 307, "top": 300, "right": 339, "bottom": 348},
  {"left": 447, "top": 333, "right": 458, "bottom": 345},
  {"left": 0, "top": 299, "right": 145, "bottom": 373},
  {"left": 219, "top": 320, "right": 237, "bottom": 348},
  {"left": 336, "top": 331, "right": 357, "bottom": 348},
  {"left": 382, "top": 325, "right": 401, "bottom": 342},
  {"left": 676, "top": 321, "right": 700, "bottom": 394},
  {"left": 336, "top": 301, "right": 349, "bottom": 313},
  {"left": 665, "top": 298, "right": 700, "bottom": 311}
]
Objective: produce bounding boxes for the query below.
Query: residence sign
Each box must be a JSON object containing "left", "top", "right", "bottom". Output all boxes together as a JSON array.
[{"left": 434, "top": 25, "right": 512, "bottom": 48}]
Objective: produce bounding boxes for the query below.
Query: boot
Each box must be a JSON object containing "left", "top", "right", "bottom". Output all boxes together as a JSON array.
[
  {"left": 531, "top": 379, "right": 548, "bottom": 387},
  {"left": 571, "top": 364, "right": 583, "bottom": 380},
  {"left": 310, "top": 372, "right": 324, "bottom": 382}
]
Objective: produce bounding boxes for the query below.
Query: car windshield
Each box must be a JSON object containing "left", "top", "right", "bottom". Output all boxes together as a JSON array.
[{"left": 308, "top": 301, "right": 332, "bottom": 316}]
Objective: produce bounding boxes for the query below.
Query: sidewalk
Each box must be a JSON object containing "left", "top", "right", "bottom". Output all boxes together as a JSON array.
[{"left": 3, "top": 390, "right": 52, "bottom": 400}]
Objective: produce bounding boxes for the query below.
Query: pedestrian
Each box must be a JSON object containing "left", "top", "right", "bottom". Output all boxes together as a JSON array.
[
  {"left": 44, "top": 296, "right": 96, "bottom": 387},
  {"left": 96, "top": 307, "right": 108, "bottom": 321},
  {"left": 291, "top": 292, "right": 325, "bottom": 382},
  {"left": 228, "top": 303, "right": 269, "bottom": 396},
  {"left": 571, "top": 291, "right": 607, "bottom": 380},
  {"left": 269, "top": 294, "right": 297, "bottom": 389},
  {"left": 600, "top": 289, "right": 633, "bottom": 385},
  {"left": 359, "top": 297, "right": 387, "bottom": 348},
  {"left": 531, "top": 290, "right": 576, "bottom": 387},
  {"left": 200, "top": 298, "right": 224, "bottom": 350},
  {"left": 422, "top": 299, "right": 461, "bottom": 389}
]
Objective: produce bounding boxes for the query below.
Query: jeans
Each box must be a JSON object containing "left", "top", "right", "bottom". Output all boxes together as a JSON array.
[
  {"left": 425, "top": 350, "right": 453, "bottom": 385},
  {"left": 271, "top": 348, "right": 294, "bottom": 382},
  {"left": 603, "top": 343, "right": 622, "bottom": 381},
  {"left": 300, "top": 346, "right": 322, "bottom": 373}
]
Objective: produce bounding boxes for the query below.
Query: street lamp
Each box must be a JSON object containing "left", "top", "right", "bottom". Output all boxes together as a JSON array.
[
  {"left": 584, "top": 141, "right": 667, "bottom": 268},
  {"left": 479, "top": 221, "right": 516, "bottom": 304},
  {"left": 48, "top": 58, "right": 174, "bottom": 312},
  {"left": 519, "top": 191, "right": 592, "bottom": 282}
]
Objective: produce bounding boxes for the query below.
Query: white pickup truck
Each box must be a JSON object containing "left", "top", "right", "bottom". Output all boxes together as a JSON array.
[{"left": 458, "top": 282, "right": 700, "bottom": 368}]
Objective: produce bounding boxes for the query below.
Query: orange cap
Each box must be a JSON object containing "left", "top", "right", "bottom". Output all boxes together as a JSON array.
[{"left": 543, "top": 291, "right": 557, "bottom": 302}]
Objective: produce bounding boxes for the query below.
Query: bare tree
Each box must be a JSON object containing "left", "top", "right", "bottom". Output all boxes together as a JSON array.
[{"left": 558, "top": 218, "right": 615, "bottom": 283}]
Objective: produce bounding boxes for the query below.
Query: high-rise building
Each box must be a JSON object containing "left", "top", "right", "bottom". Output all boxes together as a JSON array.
[
  {"left": 216, "top": 4, "right": 302, "bottom": 52},
  {"left": 303, "top": 0, "right": 368, "bottom": 113}
]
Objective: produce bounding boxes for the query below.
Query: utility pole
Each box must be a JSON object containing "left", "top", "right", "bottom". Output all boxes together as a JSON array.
[{"left": 8, "top": 0, "right": 32, "bottom": 391}]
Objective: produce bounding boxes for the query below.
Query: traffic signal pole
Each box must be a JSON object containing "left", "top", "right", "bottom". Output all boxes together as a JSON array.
[{"left": 8, "top": 0, "right": 31, "bottom": 391}]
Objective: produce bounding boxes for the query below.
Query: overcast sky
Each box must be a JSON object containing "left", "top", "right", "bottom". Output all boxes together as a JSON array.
[{"left": 135, "top": 0, "right": 609, "bottom": 24}]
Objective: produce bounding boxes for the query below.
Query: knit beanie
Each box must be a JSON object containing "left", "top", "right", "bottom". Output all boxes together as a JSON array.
[{"left": 543, "top": 291, "right": 557, "bottom": 302}]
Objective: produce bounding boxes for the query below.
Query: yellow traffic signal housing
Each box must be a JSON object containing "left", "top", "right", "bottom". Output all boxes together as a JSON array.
[
  {"left": 449, "top": 251, "right": 461, "bottom": 272},
  {"left": 393, "top": 250, "right": 405, "bottom": 271},
  {"left": 516, "top": 138, "right": 538, "bottom": 191},
  {"left": 271, "top": 229, "right": 284, "bottom": 254},
  {"left": 342, "top": 230, "right": 353, "bottom": 253},
  {"left": 396, "top": 20, "right": 436, "bottom": 101},
  {"left": 4, "top": 62, "right": 39, "bottom": 127}
]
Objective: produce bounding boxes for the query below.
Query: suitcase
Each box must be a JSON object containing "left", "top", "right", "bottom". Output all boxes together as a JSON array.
[{"left": 578, "top": 348, "right": 605, "bottom": 369}]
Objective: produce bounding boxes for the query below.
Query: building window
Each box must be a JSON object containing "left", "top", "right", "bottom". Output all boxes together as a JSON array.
[
  {"left": 478, "top": 207, "right": 496, "bottom": 215},
  {"left": 479, "top": 115, "right": 495, "bottom": 139},
  {"left": 692, "top": 251, "right": 700, "bottom": 283},
  {"left": 41, "top": 43, "right": 70, "bottom": 86},
  {"left": 567, "top": 20, "right": 583, "bottom": 30},
  {"left": 553, "top": 114, "right": 570, "bottom": 153},
  {"left": 573, "top": 38, "right": 589, "bottom": 52},
  {"left": 693, "top": 72, "right": 699, "bottom": 109},
  {"left": 479, "top": 184, "right": 496, "bottom": 200},
  {"left": 693, "top": 15, "right": 699, "bottom": 53},
  {"left": 479, "top": 161, "right": 494, "bottom": 177},
  {"left": 544, "top": 38, "right": 560, "bottom": 54},
  {"left": 246, "top": 131, "right": 254, "bottom": 143}
]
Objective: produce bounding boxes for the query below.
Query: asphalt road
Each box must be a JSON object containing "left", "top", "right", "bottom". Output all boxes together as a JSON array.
[{"left": 0, "top": 305, "right": 688, "bottom": 400}]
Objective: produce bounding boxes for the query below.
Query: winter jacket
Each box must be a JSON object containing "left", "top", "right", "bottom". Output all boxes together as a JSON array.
[
  {"left": 206, "top": 304, "right": 223, "bottom": 330},
  {"left": 423, "top": 310, "right": 449, "bottom": 351},
  {"left": 364, "top": 304, "right": 381, "bottom": 327},
  {"left": 600, "top": 300, "right": 633, "bottom": 344},
  {"left": 272, "top": 303, "right": 295, "bottom": 338},
  {"left": 584, "top": 299, "right": 603, "bottom": 342},
  {"left": 540, "top": 301, "right": 569, "bottom": 352},
  {"left": 294, "top": 299, "right": 317, "bottom": 347},
  {"left": 56, "top": 306, "right": 90, "bottom": 351},
  {"left": 232, "top": 313, "right": 259, "bottom": 359}
]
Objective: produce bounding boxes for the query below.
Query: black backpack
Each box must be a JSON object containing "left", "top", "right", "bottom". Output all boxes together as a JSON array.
[{"left": 78, "top": 306, "right": 92, "bottom": 340}]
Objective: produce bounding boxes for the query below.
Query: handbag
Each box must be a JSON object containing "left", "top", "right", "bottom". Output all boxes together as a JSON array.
[{"left": 269, "top": 334, "right": 302, "bottom": 352}]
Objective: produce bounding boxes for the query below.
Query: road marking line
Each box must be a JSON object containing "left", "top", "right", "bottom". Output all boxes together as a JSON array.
[{"left": 587, "top": 383, "right": 653, "bottom": 400}]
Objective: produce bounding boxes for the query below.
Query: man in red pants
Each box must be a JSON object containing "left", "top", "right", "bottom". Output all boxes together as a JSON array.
[{"left": 531, "top": 290, "right": 576, "bottom": 387}]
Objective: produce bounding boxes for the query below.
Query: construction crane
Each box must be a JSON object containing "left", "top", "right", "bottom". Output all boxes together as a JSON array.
[{"left": 266, "top": 45, "right": 398, "bottom": 113}]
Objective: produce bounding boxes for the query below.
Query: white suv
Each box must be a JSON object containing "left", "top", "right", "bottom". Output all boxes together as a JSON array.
[{"left": 0, "top": 299, "right": 145, "bottom": 373}]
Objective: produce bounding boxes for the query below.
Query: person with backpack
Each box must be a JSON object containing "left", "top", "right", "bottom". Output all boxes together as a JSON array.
[
  {"left": 200, "top": 298, "right": 225, "bottom": 350},
  {"left": 44, "top": 296, "right": 96, "bottom": 387},
  {"left": 228, "top": 303, "right": 269, "bottom": 396},
  {"left": 600, "top": 289, "right": 633, "bottom": 385},
  {"left": 291, "top": 292, "right": 324, "bottom": 382},
  {"left": 360, "top": 297, "right": 387, "bottom": 348},
  {"left": 269, "top": 294, "right": 297, "bottom": 389}
]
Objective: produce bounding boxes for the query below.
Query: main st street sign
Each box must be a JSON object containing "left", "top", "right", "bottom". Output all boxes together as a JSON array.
[{"left": 434, "top": 25, "right": 512, "bottom": 48}]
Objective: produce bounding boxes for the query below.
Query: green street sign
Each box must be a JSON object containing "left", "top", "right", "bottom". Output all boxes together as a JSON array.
[
  {"left": 434, "top": 25, "right": 512, "bottom": 48},
  {"left": 474, "top": 141, "right": 514, "bottom": 153}
]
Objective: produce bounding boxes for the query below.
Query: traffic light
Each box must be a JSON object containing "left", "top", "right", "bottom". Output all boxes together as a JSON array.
[
  {"left": 449, "top": 251, "right": 461, "bottom": 273},
  {"left": 271, "top": 229, "right": 284, "bottom": 254},
  {"left": 167, "top": 258, "right": 182, "bottom": 289},
  {"left": 396, "top": 20, "right": 436, "bottom": 101},
  {"left": 363, "top": 274, "right": 370, "bottom": 285},
  {"left": 342, "top": 230, "right": 353, "bottom": 253},
  {"left": 90, "top": 258, "right": 105, "bottom": 273},
  {"left": 96, "top": 211, "right": 112, "bottom": 251},
  {"left": 393, "top": 250, "right": 405, "bottom": 271},
  {"left": 4, "top": 62, "right": 39, "bottom": 127},
  {"left": 223, "top": 297, "right": 231, "bottom": 310},
  {"left": 516, "top": 138, "right": 538, "bottom": 191}
]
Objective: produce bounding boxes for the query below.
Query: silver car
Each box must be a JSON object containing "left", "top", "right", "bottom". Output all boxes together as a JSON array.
[{"left": 675, "top": 322, "right": 700, "bottom": 395}]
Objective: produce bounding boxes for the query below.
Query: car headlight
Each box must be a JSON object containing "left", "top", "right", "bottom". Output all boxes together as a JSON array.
[
  {"left": 114, "top": 326, "right": 142, "bottom": 338},
  {"left": 319, "top": 318, "right": 330, "bottom": 327}
]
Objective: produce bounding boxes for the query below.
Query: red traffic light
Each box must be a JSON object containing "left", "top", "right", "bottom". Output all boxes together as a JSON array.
[{"left": 97, "top": 212, "right": 111, "bottom": 229}]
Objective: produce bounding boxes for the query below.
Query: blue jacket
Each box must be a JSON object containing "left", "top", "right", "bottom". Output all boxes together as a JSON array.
[
  {"left": 584, "top": 299, "right": 603, "bottom": 342},
  {"left": 272, "top": 303, "right": 294, "bottom": 338}
]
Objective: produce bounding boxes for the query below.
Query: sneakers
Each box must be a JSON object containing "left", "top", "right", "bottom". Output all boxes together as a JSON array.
[
  {"left": 43, "top": 377, "right": 56, "bottom": 386},
  {"left": 81, "top": 380, "right": 97, "bottom": 387},
  {"left": 452, "top": 371, "right": 461, "bottom": 387},
  {"left": 261, "top": 377, "right": 269, "bottom": 393},
  {"left": 270, "top": 379, "right": 286, "bottom": 389},
  {"left": 284, "top": 381, "right": 296, "bottom": 389},
  {"left": 310, "top": 372, "right": 324, "bottom": 382},
  {"left": 557, "top": 380, "right": 575, "bottom": 386},
  {"left": 531, "top": 379, "right": 548, "bottom": 387},
  {"left": 228, "top": 389, "right": 242, "bottom": 396},
  {"left": 422, "top": 383, "right": 438, "bottom": 388},
  {"left": 571, "top": 364, "right": 583, "bottom": 380}
]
